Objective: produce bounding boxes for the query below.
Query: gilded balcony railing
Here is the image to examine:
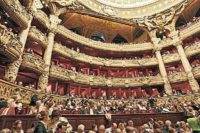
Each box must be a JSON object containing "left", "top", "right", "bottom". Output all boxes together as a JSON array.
[
  {"left": 162, "top": 53, "right": 180, "bottom": 64},
  {"left": 53, "top": 43, "right": 158, "bottom": 67},
  {"left": 184, "top": 42, "right": 200, "bottom": 57},
  {"left": 50, "top": 65, "right": 164, "bottom": 87},
  {"left": 168, "top": 72, "right": 188, "bottom": 83},
  {"left": 0, "top": 24, "right": 22, "bottom": 60},
  {"left": 0, "top": 0, "right": 30, "bottom": 29},
  {"left": 21, "top": 53, "right": 47, "bottom": 74},
  {"left": 192, "top": 66, "right": 200, "bottom": 79},
  {"left": 28, "top": 26, "right": 48, "bottom": 47}
]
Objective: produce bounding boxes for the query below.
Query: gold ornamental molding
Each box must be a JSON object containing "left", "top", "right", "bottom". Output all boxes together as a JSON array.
[
  {"left": 21, "top": 53, "right": 47, "bottom": 74},
  {"left": 28, "top": 26, "right": 48, "bottom": 48},
  {"left": 180, "top": 19, "right": 200, "bottom": 40},
  {"left": 184, "top": 42, "right": 200, "bottom": 57},
  {"left": 50, "top": 65, "right": 164, "bottom": 87},
  {"left": 192, "top": 66, "right": 200, "bottom": 79},
  {"left": 0, "top": 0, "right": 30, "bottom": 29},
  {"left": 0, "top": 24, "right": 22, "bottom": 61},
  {"left": 53, "top": 43, "right": 158, "bottom": 67},
  {"left": 168, "top": 72, "right": 188, "bottom": 83},
  {"left": 57, "top": 25, "right": 153, "bottom": 52},
  {"left": 162, "top": 53, "right": 180, "bottom": 64}
]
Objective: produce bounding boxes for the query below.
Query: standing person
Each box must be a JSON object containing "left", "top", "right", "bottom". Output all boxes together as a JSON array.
[
  {"left": 187, "top": 115, "right": 200, "bottom": 133},
  {"left": 12, "top": 120, "right": 24, "bottom": 133},
  {"left": 34, "top": 111, "right": 49, "bottom": 133}
]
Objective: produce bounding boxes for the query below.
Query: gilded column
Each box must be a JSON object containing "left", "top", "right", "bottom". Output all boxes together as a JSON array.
[
  {"left": 149, "top": 30, "right": 172, "bottom": 95},
  {"left": 37, "top": 15, "right": 61, "bottom": 91},
  {"left": 4, "top": 16, "right": 33, "bottom": 82},
  {"left": 170, "top": 31, "right": 199, "bottom": 93}
]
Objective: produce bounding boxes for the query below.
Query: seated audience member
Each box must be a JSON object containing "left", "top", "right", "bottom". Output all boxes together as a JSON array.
[
  {"left": 1, "top": 98, "right": 16, "bottom": 115},
  {"left": 88, "top": 124, "right": 97, "bottom": 133},
  {"left": 105, "top": 123, "right": 117, "bottom": 133},
  {"left": 98, "top": 125, "right": 105, "bottom": 133},
  {"left": 12, "top": 120, "right": 24, "bottom": 133},
  {"left": 187, "top": 115, "right": 200, "bottom": 133},
  {"left": 0, "top": 129, "right": 11, "bottom": 133},
  {"left": 76, "top": 124, "right": 85, "bottom": 133},
  {"left": 34, "top": 111, "right": 49, "bottom": 133},
  {"left": 55, "top": 121, "right": 69, "bottom": 133}
]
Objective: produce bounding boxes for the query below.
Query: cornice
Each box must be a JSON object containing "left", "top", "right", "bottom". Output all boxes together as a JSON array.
[
  {"left": 168, "top": 72, "right": 188, "bottom": 83},
  {"left": 28, "top": 26, "right": 48, "bottom": 48},
  {"left": 53, "top": 43, "right": 158, "bottom": 67},
  {"left": 0, "top": 0, "right": 31, "bottom": 29},
  {"left": 0, "top": 24, "right": 22, "bottom": 61},
  {"left": 50, "top": 65, "right": 164, "bottom": 87},
  {"left": 21, "top": 53, "right": 47, "bottom": 74}
]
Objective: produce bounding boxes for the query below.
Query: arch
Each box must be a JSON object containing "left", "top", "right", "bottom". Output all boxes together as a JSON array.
[
  {"left": 112, "top": 34, "right": 128, "bottom": 44},
  {"left": 195, "top": 8, "right": 200, "bottom": 17},
  {"left": 91, "top": 32, "right": 106, "bottom": 42},
  {"left": 69, "top": 27, "right": 82, "bottom": 35},
  {"left": 175, "top": 16, "right": 187, "bottom": 28}
]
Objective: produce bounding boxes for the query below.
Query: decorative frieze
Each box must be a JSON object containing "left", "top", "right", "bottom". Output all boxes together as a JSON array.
[
  {"left": 192, "top": 66, "right": 200, "bottom": 79},
  {"left": 34, "top": 10, "right": 50, "bottom": 28},
  {"left": 184, "top": 42, "right": 200, "bottom": 57},
  {"left": 50, "top": 65, "right": 164, "bottom": 87},
  {"left": 0, "top": 24, "right": 22, "bottom": 60}
]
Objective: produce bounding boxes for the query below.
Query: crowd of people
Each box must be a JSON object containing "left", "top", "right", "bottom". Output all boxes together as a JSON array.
[
  {"left": 0, "top": 109, "right": 200, "bottom": 133},
  {"left": 0, "top": 93, "right": 200, "bottom": 116}
]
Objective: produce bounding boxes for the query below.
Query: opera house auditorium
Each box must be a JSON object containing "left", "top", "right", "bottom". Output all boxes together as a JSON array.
[{"left": 0, "top": 0, "right": 200, "bottom": 132}]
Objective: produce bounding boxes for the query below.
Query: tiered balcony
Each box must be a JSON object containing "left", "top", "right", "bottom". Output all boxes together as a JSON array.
[
  {"left": 168, "top": 72, "right": 188, "bottom": 83},
  {"left": 0, "top": 0, "right": 30, "bottom": 29},
  {"left": 53, "top": 43, "right": 158, "bottom": 67},
  {"left": 50, "top": 65, "right": 164, "bottom": 87},
  {"left": 0, "top": 24, "right": 22, "bottom": 60},
  {"left": 28, "top": 26, "right": 48, "bottom": 47},
  {"left": 57, "top": 25, "right": 153, "bottom": 52},
  {"left": 21, "top": 53, "right": 46, "bottom": 74}
]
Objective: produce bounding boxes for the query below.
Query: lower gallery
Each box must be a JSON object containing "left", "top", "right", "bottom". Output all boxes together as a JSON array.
[{"left": 0, "top": 0, "right": 200, "bottom": 132}]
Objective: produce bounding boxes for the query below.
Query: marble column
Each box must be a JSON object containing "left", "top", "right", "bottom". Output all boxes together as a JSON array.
[
  {"left": 152, "top": 38, "right": 173, "bottom": 95},
  {"left": 37, "top": 14, "right": 61, "bottom": 91},
  {"left": 4, "top": 16, "right": 33, "bottom": 82},
  {"left": 170, "top": 31, "right": 199, "bottom": 93}
]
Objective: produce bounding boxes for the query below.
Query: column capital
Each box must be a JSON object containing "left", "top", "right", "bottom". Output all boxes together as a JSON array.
[{"left": 49, "top": 14, "right": 61, "bottom": 32}]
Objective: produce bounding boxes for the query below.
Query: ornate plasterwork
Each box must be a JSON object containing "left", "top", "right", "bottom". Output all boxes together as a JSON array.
[
  {"left": 50, "top": 65, "right": 164, "bottom": 87},
  {"left": 184, "top": 42, "right": 200, "bottom": 57},
  {"left": 21, "top": 53, "right": 47, "bottom": 74},
  {"left": 0, "top": 0, "right": 30, "bottom": 29},
  {"left": 0, "top": 24, "right": 22, "bottom": 60},
  {"left": 134, "top": 0, "right": 188, "bottom": 30},
  {"left": 162, "top": 53, "right": 180, "bottom": 64},
  {"left": 192, "top": 66, "right": 200, "bottom": 78}
]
